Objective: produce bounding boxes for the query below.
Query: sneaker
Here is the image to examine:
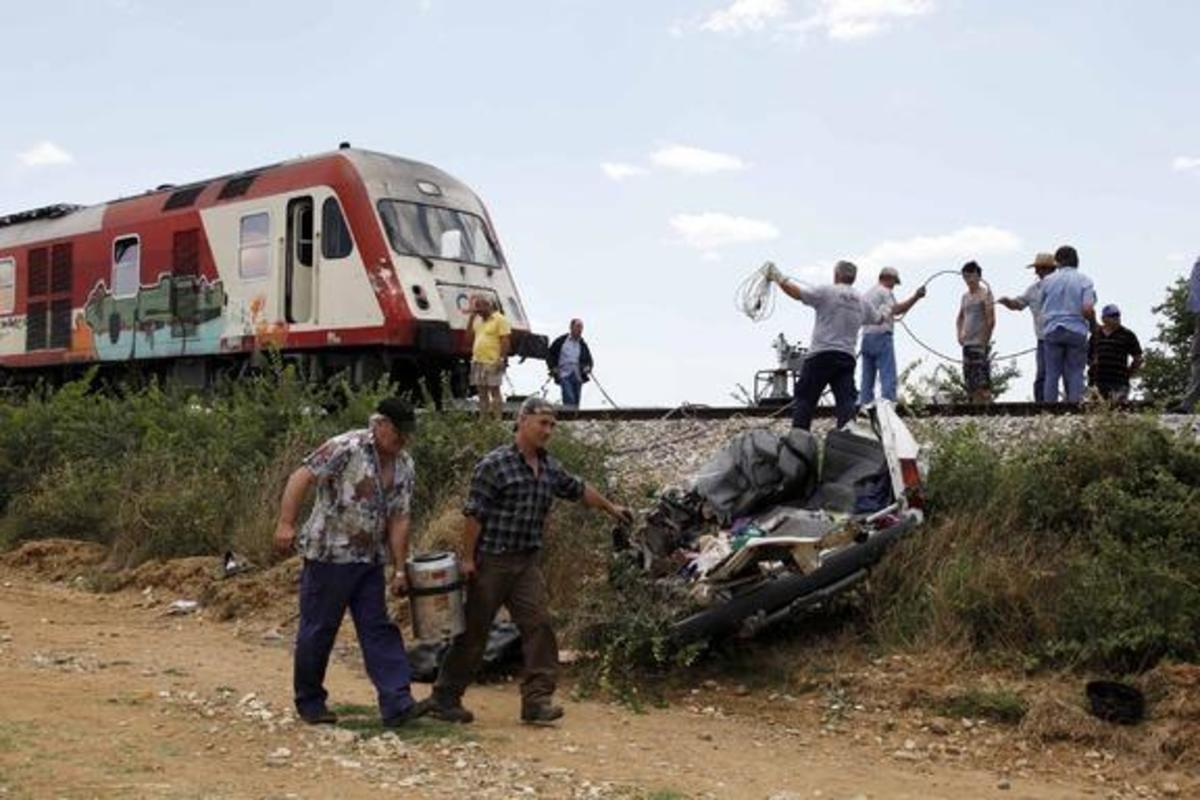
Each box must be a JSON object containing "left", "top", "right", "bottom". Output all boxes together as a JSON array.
[
  {"left": 520, "top": 703, "right": 564, "bottom": 726},
  {"left": 299, "top": 708, "right": 338, "bottom": 725},
  {"left": 382, "top": 697, "right": 434, "bottom": 728}
]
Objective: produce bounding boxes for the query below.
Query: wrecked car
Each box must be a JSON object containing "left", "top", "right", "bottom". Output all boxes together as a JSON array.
[{"left": 616, "top": 401, "right": 924, "bottom": 644}]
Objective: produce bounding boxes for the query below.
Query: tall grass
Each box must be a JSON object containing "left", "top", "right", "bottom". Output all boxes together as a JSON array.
[
  {"left": 0, "top": 371, "right": 615, "bottom": 594},
  {"left": 868, "top": 413, "right": 1200, "bottom": 673}
]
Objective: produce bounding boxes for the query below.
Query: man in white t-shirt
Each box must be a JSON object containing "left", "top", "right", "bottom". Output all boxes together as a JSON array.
[
  {"left": 859, "top": 266, "right": 926, "bottom": 405},
  {"left": 769, "top": 260, "right": 886, "bottom": 430}
]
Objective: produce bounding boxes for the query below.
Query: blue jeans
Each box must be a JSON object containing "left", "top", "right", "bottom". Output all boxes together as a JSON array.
[
  {"left": 859, "top": 332, "right": 897, "bottom": 404},
  {"left": 1043, "top": 328, "right": 1089, "bottom": 403},
  {"left": 294, "top": 560, "right": 415, "bottom": 722},
  {"left": 1034, "top": 339, "right": 1046, "bottom": 403},
  {"left": 792, "top": 351, "right": 857, "bottom": 431},
  {"left": 559, "top": 373, "right": 582, "bottom": 408}
]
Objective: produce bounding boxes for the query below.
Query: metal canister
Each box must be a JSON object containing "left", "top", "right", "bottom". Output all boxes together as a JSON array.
[{"left": 406, "top": 551, "right": 466, "bottom": 642}]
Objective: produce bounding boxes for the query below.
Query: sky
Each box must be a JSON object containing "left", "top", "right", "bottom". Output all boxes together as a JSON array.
[{"left": 2, "top": 0, "right": 1198, "bottom": 407}]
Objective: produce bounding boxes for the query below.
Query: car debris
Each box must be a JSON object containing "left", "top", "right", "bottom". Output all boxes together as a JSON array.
[{"left": 616, "top": 400, "right": 925, "bottom": 644}]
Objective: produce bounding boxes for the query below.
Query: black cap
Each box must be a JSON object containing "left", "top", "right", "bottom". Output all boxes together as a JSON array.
[{"left": 376, "top": 397, "right": 416, "bottom": 432}]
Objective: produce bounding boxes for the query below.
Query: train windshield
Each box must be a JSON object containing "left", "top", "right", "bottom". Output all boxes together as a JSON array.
[{"left": 377, "top": 200, "right": 503, "bottom": 268}]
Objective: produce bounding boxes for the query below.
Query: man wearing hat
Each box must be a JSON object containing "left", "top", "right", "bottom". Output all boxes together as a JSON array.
[
  {"left": 274, "top": 397, "right": 429, "bottom": 728},
  {"left": 1089, "top": 305, "right": 1143, "bottom": 402},
  {"left": 859, "top": 267, "right": 926, "bottom": 405},
  {"left": 999, "top": 252, "right": 1057, "bottom": 402},
  {"left": 430, "top": 397, "right": 632, "bottom": 726}
]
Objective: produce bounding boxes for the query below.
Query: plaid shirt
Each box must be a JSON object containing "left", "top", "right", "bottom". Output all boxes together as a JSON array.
[
  {"left": 297, "top": 429, "right": 414, "bottom": 564},
  {"left": 463, "top": 443, "right": 585, "bottom": 554}
]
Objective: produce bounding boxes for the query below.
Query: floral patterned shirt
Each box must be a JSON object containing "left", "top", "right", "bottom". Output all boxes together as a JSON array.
[{"left": 297, "top": 429, "right": 414, "bottom": 564}]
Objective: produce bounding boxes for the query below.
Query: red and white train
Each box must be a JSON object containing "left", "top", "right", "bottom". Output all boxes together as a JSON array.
[{"left": 0, "top": 145, "right": 546, "bottom": 392}]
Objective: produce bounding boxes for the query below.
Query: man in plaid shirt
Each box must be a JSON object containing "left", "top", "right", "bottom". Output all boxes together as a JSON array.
[{"left": 431, "top": 397, "right": 631, "bottom": 725}]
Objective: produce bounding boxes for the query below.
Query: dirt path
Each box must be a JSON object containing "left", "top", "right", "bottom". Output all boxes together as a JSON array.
[{"left": 0, "top": 570, "right": 1182, "bottom": 800}]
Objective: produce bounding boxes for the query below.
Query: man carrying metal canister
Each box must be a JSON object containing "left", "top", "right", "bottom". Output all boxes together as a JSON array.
[
  {"left": 430, "top": 397, "right": 632, "bottom": 725},
  {"left": 273, "top": 398, "right": 429, "bottom": 728}
]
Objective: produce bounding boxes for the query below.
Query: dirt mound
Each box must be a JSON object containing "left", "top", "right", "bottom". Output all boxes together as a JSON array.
[
  {"left": 0, "top": 539, "right": 107, "bottom": 581},
  {"left": 201, "top": 557, "right": 301, "bottom": 621}
]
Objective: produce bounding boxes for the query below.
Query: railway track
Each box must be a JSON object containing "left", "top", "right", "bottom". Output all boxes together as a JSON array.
[{"left": 552, "top": 400, "right": 1161, "bottom": 422}]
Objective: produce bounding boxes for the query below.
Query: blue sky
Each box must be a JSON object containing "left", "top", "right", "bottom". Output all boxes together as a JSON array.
[{"left": 3, "top": 0, "right": 1197, "bottom": 406}]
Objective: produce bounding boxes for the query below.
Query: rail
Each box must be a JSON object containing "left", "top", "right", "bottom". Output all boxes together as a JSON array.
[{"left": 550, "top": 400, "right": 1161, "bottom": 422}]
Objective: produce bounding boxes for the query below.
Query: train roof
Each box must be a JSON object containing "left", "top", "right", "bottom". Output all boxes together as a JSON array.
[{"left": 0, "top": 147, "right": 486, "bottom": 251}]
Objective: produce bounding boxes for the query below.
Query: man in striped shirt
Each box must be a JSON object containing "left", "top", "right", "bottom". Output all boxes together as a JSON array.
[{"left": 1088, "top": 305, "right": 1142, "bottom": 402}]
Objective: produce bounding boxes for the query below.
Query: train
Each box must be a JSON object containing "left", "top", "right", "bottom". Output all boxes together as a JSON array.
[{"left": 0, "top": 144, "right": 547, "bottom": 394}]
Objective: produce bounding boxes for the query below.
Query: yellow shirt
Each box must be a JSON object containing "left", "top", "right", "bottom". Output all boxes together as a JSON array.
[{"left": 471, "top": 313, "right": 511, "bottom": 364}]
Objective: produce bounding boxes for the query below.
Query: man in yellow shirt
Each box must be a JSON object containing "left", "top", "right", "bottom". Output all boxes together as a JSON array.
[{"left": 466, "top": 296, "right": 511, "bottom": 420}]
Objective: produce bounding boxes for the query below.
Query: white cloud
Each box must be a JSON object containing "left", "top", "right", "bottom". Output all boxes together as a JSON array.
[
  {"left": 694, "top": 0, "right": 933, "bottom": 41},
  {"left": 700, "top": 0, "right": 790, "bottom": 34},
  {"left": 797, "top": 0, "right": 935, "bottom": 41},
  {"left": 1172, "top": 156, "right": 1200, "bottom": 173},
  {"left": 651, "top": 144, "right": 747, "bottom": 175},
  {"left": 17, "top": 141, "right": 74, "bottom": 168},
  {"left": 857, "top": 225, "right": 1021, "bottom": 268},
  {"left": 670, "top": 212, "right": 780, "bottom": 250},
  {"left": 601, "top": 162, "right": 649, "bottom": 181}
]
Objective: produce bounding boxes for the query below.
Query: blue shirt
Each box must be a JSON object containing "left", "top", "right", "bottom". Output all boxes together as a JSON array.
[
  {"left": 558, "top": 337, "right": 582, "bottom": 379},
  {"left": 1039, "top": 267, "right": 1096, "bottom": 338},
  {"left": 1188, "top": 257, "right": 1200, "bottom": 314}
]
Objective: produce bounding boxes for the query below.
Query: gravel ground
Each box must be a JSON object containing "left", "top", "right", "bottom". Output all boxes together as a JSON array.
[{"left": 563, "top": 412, "right": 1200, "bottom": 491}]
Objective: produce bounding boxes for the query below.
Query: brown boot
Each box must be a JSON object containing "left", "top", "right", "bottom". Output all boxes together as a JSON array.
[{"left": 429, "top": 689, "right": 475, "bottom": 724}]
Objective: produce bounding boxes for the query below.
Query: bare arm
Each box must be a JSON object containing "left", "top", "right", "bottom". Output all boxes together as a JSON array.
[
  {"left": 997, "top": 297, "right": 1023, "bottom": 311},
  {"left": 387, "top": 514, "right": 411, "bottom": 596},
  {"left": 777, "top": 277, "right": 805, "bottom": 302},
  {"left": 499, "top": 334, "right": 511, "bottom": 359},
  {"left": 984, "top": 297, "right": 996, "bottom": 342},
  {"left": 459, "top": 515, "right": 483, "bottom": 580},
  {"left": 582, "top": 484, "right": 633, "bottom": 523},
  {"left": 956, "top": 306, "right": 965, "bottom": 345},
  {"left": 893, "top": 287, "right": 926, "bottom": 316},
  {"left": 273, "top": 467, "right": 316, "bottom": 554},
  {"left": 1082, "top": 300, "right": 1096, "bottom": 323}
]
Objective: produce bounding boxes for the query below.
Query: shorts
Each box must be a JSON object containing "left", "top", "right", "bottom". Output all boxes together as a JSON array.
[
  {"left": 962, "top": 345, "right": 992, "bottom": 394},
  {"left": 470, "top": 360, "right": 505, "bottom": 388}
]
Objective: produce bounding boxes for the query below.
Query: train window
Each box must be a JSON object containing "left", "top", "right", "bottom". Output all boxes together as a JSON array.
[
  {"left": 0, "top": 258, "right": 13, "bottom": 314},
  {"left": 163, "top": 184, "right": 206, "bottom": 211},
  {"left": 377, "top": 200, "right": 503, "bottom": 269},
  {"left": 218, "top": 174, "right": 258, "bottom": 200},
  {"left": 321, "top": 198, "right": 353, "bottom": 259},
  {"left": 239, "top": 212, "right": 270, "bottom": 280},
  {"left": 111, "top": 237, "right": 140, "bottom": 298}
]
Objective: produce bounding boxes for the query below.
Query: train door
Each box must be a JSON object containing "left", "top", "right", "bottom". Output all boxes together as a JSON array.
[{"left": 285, "top": 197, "right": 314, "bottom": 324}]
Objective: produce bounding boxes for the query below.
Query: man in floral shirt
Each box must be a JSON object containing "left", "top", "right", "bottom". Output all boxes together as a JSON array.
[{"left": 274, "top": 397, "right": 429, "bottom": 727}]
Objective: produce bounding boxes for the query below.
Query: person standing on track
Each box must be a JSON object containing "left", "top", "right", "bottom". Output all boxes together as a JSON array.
[
  {"left": 859, "top": 266, "right": 926, "bottom": 405},
  {"left": 1089, "top": 304, "right": 1143, "bottom": 402},
  {"left": 1039, "top": 245, "right": 1096, "bottom": 403},
  {"left": 466, "top": 296, "right": 511, "bottom": 421},
  {"left": 546, "top": 319, "right": 593, "bottom": 409},
  {"left": 998, "top": 252, "right": 1057, "bottom": 402},
  {"left": 768, "top": 260, "right": 886, "bottom": 430},
  {"left": 957, "top": 261, "right": 995, "bottom": 404}
]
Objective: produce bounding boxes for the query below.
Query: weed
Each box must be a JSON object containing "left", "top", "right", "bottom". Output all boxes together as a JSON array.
[
  {"left": 328, "top": 703, "right": 471, "bottom": 742},
  {"left": 933, "top": 688, "right": 1028, "bottom": 725}
]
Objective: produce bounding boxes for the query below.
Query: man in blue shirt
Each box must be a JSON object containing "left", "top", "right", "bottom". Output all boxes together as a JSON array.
[
  {"left": 1172, "top": 256, "right": 1200, "bottom": 413},
  {"left": 1038, "top": 245, "right": 1096, "bottom": 403}
]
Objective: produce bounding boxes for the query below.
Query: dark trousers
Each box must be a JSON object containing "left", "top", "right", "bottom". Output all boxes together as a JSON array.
[
  {"left": 435, "top": 551, "right": 558, "bottom": 706},
  {"left": 294, "top": 560, "right": 415, "bottom": 722},
  {"left": 792, "top": 351, "right": 856, "bottom": 431}
]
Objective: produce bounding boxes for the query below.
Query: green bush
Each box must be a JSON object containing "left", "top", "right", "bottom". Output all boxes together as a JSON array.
[{"left": 870, "top": 414, "right": 1200, "bottom": 672}]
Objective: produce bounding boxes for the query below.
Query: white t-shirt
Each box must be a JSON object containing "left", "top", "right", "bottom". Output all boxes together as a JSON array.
[
  {"left": 861, "top": 284, "right": 896, "bottom": 335},
  {"left": 801, "top": 284, "right": 884, "bottom": 356}
]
